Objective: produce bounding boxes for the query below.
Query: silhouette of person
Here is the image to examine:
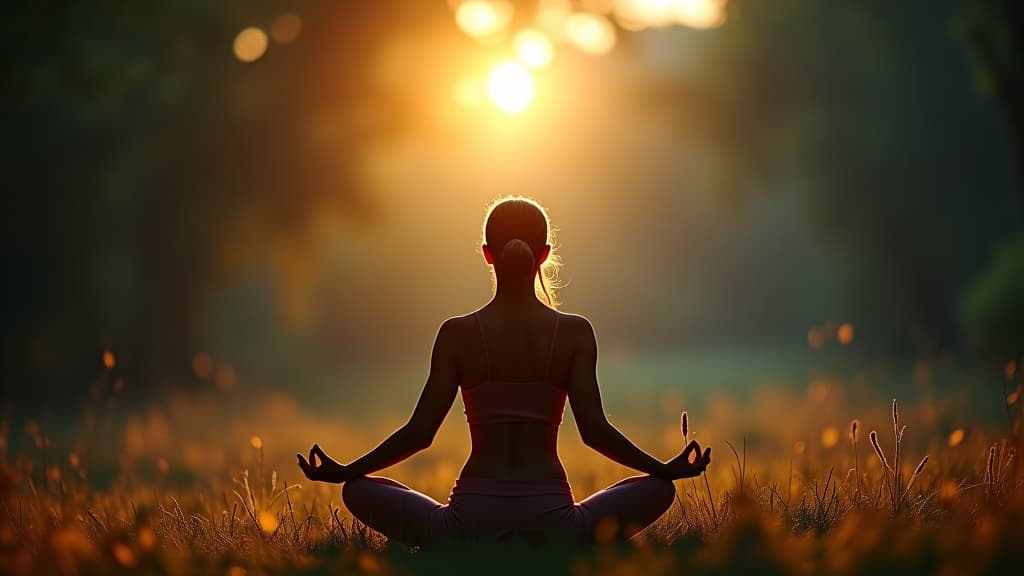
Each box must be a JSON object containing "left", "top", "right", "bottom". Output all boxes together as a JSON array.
[{"left": 298, "top": 197, "right": 710, "bottom": 547}]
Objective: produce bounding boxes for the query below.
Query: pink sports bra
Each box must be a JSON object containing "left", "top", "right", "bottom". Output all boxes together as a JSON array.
[{"left": 461, "top": 311, "right": 567, "bottom": 426}]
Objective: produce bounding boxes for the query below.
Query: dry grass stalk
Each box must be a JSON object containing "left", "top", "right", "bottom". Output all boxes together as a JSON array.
[
  {"left": 851, "top": 420, "right": 861, "bottom": 501},
  {"left": 901, "top": 455, "right": 929, "bottom": 501}
]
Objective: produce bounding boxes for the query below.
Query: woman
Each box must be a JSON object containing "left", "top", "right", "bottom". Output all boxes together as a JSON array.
[{"left": 297, "top": 197, "right": 710, "bottom": 547}]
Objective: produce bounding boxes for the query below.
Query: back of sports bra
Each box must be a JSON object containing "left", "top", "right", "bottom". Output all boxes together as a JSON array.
[{"left": 461, "top": 311, "right": 567, "bottom": 426}]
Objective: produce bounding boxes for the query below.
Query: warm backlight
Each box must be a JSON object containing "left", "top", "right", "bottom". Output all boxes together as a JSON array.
[
  {"left": 564, "top": 12, "right": 617, "bottom": 55},
  {"left": 514, "top": 29, "right": 553, "bottom": 69},
  {"left": 673, "top": 0, "right": 727, "bottom": 29},
  {"left": 455, "top": 1, "right": 512, "bottom": 40},
  {"left": 487, "top": 61, "right": 534, "bottom": 114}
]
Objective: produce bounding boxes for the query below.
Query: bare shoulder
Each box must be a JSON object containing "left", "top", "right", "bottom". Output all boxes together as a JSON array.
[
  {"left": 436, "top": 314, "right": 475, "bottom": 338},
  {"left": 555, "top": 311, "right": 597, "bottom": 347}
]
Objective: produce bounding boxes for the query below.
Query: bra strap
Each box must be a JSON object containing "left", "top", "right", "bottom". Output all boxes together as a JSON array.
[
  {"left": 474, "top": 312, "right": 491, "bottom": 379},
  {"left": 544, "top": 312, "right": 560, "bottom": 379}
]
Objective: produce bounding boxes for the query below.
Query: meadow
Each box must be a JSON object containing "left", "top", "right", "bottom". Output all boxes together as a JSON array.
[{"left": 1, "top": 348, "right": 1021, "bottom": 576}]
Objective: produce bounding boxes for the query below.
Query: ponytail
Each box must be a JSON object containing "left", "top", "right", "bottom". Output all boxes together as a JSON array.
[
  {"left": 499, "top": 238, "right": 536, "bottom": 279},
  {"left": 500, "top": 239, "right": 554, "bottom": 306}
]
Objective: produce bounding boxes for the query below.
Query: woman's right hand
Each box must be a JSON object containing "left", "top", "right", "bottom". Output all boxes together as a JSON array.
[{"left": 663, "top": 440, "right": 711, "bottom": 480}]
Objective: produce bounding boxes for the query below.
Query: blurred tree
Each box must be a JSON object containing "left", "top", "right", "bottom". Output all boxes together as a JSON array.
[
  {"left": 960, "top": 0, "right": 1024, "bottom": 219},
  {"left": 957, "top": 0, "right": 1024, "bottom": 359},
  {"left": 1, "top": 0, "right": 442, "bottom": 403}
]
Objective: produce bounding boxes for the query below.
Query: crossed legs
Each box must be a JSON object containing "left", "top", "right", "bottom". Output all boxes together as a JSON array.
[{"left": 342, "top": 475, "right": 676, "bottom": 547}]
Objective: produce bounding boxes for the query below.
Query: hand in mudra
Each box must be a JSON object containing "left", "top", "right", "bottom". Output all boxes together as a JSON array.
[
  {"left": 664, "top": 439, "right": 711, "bottom": 479},
  {"left": 297, "top": 444, "right": 349, "bottom": 484}
]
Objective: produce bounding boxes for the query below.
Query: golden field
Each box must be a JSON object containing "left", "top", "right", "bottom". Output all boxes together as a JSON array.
[{"left": 1, "top": 355, "right": 1021, "bottom": 575}]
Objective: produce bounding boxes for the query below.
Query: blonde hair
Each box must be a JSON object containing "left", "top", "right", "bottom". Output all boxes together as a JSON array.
[{"left": 482, "top": 196, "right": 562, "bottom": 308}]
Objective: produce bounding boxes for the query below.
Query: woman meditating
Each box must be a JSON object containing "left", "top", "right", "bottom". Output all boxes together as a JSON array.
[{"left": 297, "top": 197, "right": 711, "bottom": 546}]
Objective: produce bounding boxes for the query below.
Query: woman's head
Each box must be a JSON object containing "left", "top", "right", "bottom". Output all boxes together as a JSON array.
[{"left": 482, "top": 197, "right": 560, "bottom": 307}]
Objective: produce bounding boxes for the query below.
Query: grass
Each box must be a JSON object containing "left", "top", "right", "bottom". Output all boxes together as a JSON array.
[{"left": 1, "top": 359, "right": 1022, "bottom": 575}]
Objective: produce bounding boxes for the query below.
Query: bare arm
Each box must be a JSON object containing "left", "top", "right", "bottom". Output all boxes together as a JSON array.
[
  {"left": 298, "top": 319, "right": 460, "bottom": 483},
  {"left": 567, "top": 317, "right": 710, "bottom": 480}
]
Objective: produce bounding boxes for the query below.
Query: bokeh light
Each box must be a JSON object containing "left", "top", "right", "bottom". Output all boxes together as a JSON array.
[
  {"left": 258, "top": 510, "right": 278, "bottom": 533},
  {"left": 821, "top": 426, "right": 839, "bottom": 448},
  {"left": 514, "top": 29, "right": 554, "bottom": 69},
  {"left": 674, "top": 0, "right": 728, "bottom": 29},
  {"left": 535, "top": 0, "right": 572, "bottom": 39},
  {"left": 192, "top": 352, "right": 214, "bottom": 379},
  {"left": 837, "top": 323, "right": 855, "bottom": 345},
  {"left": 455, "top": 1, "right": 513, "bottom": 42},
  {"left": 614, "top": 0, "right": 676, "bottom": 29},
  {"left": 948, "top": 428, "right": 965, "bottom": 447},
  {"left": 807, "top": 326, "right": 825, "bottom": 350},
  {"left": 270, "top": 13, "right": 302, "bottom": 45},
  {"left": 487, "top": 61, "right": 534, "bottom": 114},
  {"left": 564, "top": 12, "right": 617, "bottom": 55},
  {"left": 233, "top": 27, "right": 269, "bottom": 63}
]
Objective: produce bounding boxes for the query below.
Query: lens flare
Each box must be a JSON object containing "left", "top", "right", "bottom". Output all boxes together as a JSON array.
[
  {"left": 674, "top": 0, "right": 728, "bottom": 29},
  {"left": 564, "top": 12, "right": 617, "bottom": 55},
  {"left": 455, "top": 1, "right": 513, "bottom": 41},
  {"left": 614, "top": 0, "right": 675, "bottom": 29},
  {"left": 488, "top": 61, "right": 534, "bottom": 114},
  {"left": 514, "top": 29, "right": 554, "bottom": 69}
]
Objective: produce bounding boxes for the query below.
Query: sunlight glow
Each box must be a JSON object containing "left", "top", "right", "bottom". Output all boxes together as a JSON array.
[
  {"left": 580, "top": 0, "right": 616, "bottom": 13},
  {"left": 535, "top": 0, "right": 572, "bottom": 40},
  {"left": 455, "top": 1, "right": 513, "bottom": 41},
  {"left": 453, "top": 76, "right": 486, "bottom": 109},
  {"left": 564, "top": 12, "right": 617, "bottom": 55},
  {"left": 515, "top": 29, "right": 554, "bottom": 69},
  {"left": 614, "top": 0, "right": 675, "bottom": 29},
  {"left": 233, "top": 27, "right": 269, "bottom": 63},
  {"left": 674, "top": 0, "right": 728, "bottom": 29},
  {"left": 488, "top": 61, "right": 534, "bottom": 114}
]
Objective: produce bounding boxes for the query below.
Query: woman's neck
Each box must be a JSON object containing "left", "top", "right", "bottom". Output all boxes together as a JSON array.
[{"left": 492, "top": 274, "right": 540, "bottom": 305}]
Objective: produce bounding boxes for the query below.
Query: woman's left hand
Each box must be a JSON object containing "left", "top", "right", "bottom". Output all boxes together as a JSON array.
[{"left": 296, "top": 444, "right": 349, "bottom": 484}]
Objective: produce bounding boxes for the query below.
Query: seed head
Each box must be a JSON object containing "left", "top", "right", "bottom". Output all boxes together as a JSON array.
[
  {"left": 850, "top": 419, "right": 859, "bottom": 442},
  {"left": 681, "top": 412, "right": 689, "bottom": 439},
  {"left": 870, "top": 430, "right": 891, "bottom": 472},
  {"left": 986, "top": 444, "right": 997, "bottom": 484},
  {"left": 913, "top": 455, "right": 929, "bottom": 477}
]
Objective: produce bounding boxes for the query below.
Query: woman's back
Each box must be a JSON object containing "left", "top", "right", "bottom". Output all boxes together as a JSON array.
[
  {"left": 297, "top": 196, "right": 710, "bottom": 547},
  {"left": 456, "top": 301, "right": 581, "bottom": 480}
]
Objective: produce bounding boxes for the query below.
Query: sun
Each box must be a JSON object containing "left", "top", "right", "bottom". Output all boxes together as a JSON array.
[{"left": 487, "top": 61, "right": 534, "bottom": 114}]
